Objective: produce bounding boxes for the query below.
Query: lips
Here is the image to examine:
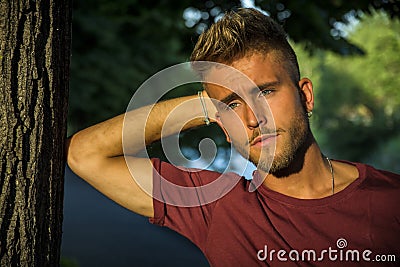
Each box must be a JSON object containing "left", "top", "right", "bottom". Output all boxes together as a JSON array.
[{"left": 250, "top": 134, "right": 278, "bottom": 146}]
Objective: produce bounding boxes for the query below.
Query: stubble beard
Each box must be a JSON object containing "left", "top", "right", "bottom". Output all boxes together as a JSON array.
[{"left": 233, "top": 110, "right": 310, "bottom": 175}]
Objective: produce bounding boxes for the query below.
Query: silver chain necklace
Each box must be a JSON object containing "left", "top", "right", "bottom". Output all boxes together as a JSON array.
[{"left": 326, "top": 156, "right": 335, "bottom": 195}]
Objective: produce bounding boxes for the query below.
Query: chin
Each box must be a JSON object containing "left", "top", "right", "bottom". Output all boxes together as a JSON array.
[{"left": 251, "top": 150, "right": 294, "bottom": 174}]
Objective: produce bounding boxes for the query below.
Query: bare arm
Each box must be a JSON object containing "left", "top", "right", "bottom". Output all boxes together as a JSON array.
[{"left": 66, "top": 93, "right": 216, "bottom": 217}]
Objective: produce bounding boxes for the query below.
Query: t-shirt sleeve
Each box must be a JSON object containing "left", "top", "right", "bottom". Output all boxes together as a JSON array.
[{"left": 149, "top": 158, "right": 239, "bottom": 252}]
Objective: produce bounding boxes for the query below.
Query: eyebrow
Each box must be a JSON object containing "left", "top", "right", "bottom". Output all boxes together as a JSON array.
[
  {"left": 219, "top": 92, "right": 240, "bottom": 105},
  {"left": 218, "top": 80, "right": 281, "bottom": 105},
  {"left": 250, "top": 80, "right": 281, "bottom": 95}
]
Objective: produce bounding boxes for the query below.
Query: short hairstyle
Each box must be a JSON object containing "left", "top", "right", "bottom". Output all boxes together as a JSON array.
[{"left": 190, "top": 8, "right": 300, "bottom": 83}]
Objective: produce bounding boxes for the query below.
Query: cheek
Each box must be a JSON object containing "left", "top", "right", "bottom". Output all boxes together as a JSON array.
[
  {"left": 219, "top": 112, "right": 249, "bottom": 140},
  {"left": 220, "top": 111, "right": 242, "bottom": 124},
  {"left": 270, "top": 91, "right": 301, "bottom": 119}
]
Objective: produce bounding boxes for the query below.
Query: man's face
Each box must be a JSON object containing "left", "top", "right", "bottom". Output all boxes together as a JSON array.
[{"left": 205, "top": 52, "right": 313, "bottom": 175}]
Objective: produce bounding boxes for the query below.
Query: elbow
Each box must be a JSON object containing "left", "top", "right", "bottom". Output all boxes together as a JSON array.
[
  {"left": 66, "top": 135, "right": 80, "bottom": 171},
  {"left": 66, "top": 133, "right": 90, "bottom": 174},
  {"left": 66, "top": 132, "right": 104, "bottom": 180}
]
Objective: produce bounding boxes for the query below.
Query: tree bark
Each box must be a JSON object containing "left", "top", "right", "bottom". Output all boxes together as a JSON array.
[{"left": 0, "top": 0, "right": 71, "bottom": 266}]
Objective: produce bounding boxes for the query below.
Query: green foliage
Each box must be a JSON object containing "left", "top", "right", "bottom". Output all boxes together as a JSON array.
[
  {"left": 69, "top": 0, "right": 194, "bottom": 133},
  {"left": 186, "top": 0, "right": 400, "bottom": 55},
  {"left": 69, "top": 0, "right": 400, "bottom": 134},
  {"left": 365, "top": 135, "right": 400, "bottom": 173},
  {"left": 60, "top": 257, "right": 79, "bottom": 267},
  {"left": 68, "top": 1, "right": 399, "bottom": 171},
  {"left": 295, "top": 11, "right": 400, "bottom": 171}
]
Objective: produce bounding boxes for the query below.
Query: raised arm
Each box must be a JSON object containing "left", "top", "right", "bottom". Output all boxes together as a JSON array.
[{"left": 66, "top": 92, "right": 216, "bottom": 217}]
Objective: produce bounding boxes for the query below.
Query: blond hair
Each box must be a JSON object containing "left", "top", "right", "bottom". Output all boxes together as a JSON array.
[{"left": 190, "top": 8, "right": 300, "bottom": 83}]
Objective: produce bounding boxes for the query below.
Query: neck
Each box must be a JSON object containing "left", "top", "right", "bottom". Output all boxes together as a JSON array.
[{"left": 259, "top": 137, "right": 334, "bottom": 199}]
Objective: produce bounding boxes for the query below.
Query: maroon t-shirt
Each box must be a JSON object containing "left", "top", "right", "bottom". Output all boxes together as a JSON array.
[{"left": 150, "top": 158, "right": 400, "bottom": 266}]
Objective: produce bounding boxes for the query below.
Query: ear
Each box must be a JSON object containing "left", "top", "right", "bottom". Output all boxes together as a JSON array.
[
  {"left": 216, "top": 113, "right": 232, "bottom": 143},
  {"left": 298, "top": 78, "right": 314, "bottom": 113}
]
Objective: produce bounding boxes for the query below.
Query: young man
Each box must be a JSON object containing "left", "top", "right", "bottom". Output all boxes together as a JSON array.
[{"left": 67, "top": 8, "right": 400, "bottom": 266}]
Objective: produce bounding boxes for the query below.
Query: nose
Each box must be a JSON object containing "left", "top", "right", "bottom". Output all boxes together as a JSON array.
[{"left": 244, "top": 103, "right": 267, "bottom": 129}]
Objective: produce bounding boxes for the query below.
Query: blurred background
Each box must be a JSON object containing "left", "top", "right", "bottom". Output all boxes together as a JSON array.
[{"left": 62, "top": 0, "right": 400, "bottom": 266}]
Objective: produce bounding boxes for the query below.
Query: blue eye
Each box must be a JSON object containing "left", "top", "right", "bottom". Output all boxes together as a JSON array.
[
  {"left": 227, "top": 102, "right": 239, "bottom": 109},
  {"left": 260, "top": 89, "right": 273, "bottom": 96}
]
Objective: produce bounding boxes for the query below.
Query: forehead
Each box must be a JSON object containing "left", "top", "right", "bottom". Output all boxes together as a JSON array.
[{"left": 203, "top": 52, "right": 286, "bottom": 98}]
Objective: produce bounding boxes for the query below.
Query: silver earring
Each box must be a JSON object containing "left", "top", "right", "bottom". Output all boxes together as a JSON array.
[{"left": 307, "top": 111, "right": 313, "bottom": 118}]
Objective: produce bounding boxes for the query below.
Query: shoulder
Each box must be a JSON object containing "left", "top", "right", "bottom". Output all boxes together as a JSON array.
[
  {"left": 356, "top": 162, "right": 400, "bottom": 188},
  {"left": 353, "top": 163, "right": 400, "bottom": 222},
  {"left": 151, "top": 158, "right": 247, "bottom": 206},
  {"left": 151, "top": 157, "right": 240, "bottom": 184},
  {"left": 331, "top": 160, "right": 400, "bottom": 208},
  {"left": 334, "top": 160, "right": 400, "bottom": 188},
  {"left": 346, "top": 161, "right": 400, "bottom": 205}
]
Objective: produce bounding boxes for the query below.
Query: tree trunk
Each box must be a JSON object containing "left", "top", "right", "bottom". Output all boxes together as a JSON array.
[{"left": 0, "top": 0, "right": 71, "bottom": 266}]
